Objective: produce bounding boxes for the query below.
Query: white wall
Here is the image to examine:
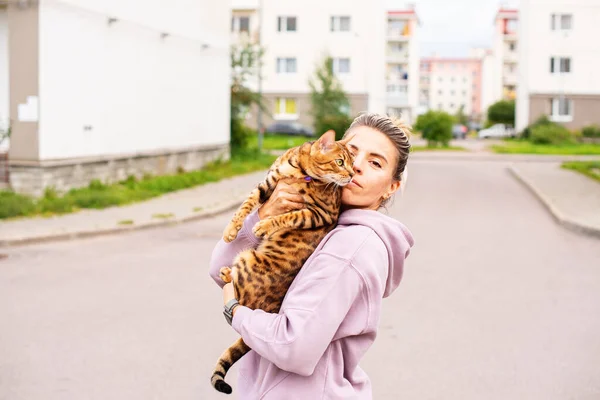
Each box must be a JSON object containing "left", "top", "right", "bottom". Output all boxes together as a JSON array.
[
  {"left": 38, "top": 0, "right": 230, "bottom": 160},
  {"left": 0, "top": 8, "right": 9, "bottom": 135},
  {"left": 406, "top": 18, "right": 420, "bottom": 121},
  {"left": 428, "top": 61, "right": 477, "bottom": 116},
  {"left": 259, "top": 0, "right": 386, "bottom": 111}
]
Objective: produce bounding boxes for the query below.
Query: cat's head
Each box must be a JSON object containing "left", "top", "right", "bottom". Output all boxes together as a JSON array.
[{"left": 306, "top": 130, "right": 355, "bottom": 186}]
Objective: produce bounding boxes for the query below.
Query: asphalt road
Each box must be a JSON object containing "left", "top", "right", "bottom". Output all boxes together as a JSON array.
[{"left": 1, "top": 159, "right": 599, "bottom": 400}]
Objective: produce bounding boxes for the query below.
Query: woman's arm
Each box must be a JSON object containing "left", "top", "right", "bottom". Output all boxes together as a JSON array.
[
  {"left": 230, "top": 253, "right": 365, "bottom": 376},
  {"left": 208, "top": 211, "right": 261, "bottom": 288}
]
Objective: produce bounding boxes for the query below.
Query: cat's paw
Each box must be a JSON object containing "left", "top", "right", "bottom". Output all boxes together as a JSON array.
[
  {"left": 219, "top": 267, "right": 232, "bottom": 283},
  {"left": 252, "top": 220, "right": 275, "bottom": 239},
  {"left": 223, "top": 221, "right": 242, "bottom": 243}
]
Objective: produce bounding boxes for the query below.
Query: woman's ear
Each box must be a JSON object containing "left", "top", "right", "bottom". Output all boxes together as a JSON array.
[{"left": 386, "top": 180, "right": 402, "bottom": 198}]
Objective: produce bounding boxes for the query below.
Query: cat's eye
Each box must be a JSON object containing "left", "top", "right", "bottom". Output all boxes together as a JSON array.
[{"left": 336, "top": 159, "right": 344, "bottom": 166}]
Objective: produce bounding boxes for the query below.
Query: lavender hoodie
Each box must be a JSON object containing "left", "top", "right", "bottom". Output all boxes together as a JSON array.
[{"left": 209, "top": 208, "right": 414, "bottom": 399}]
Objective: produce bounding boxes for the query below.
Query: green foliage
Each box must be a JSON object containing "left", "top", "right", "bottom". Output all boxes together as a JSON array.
[
  {"left": 454, "top": 105, "right": 469, "bottom": 125},
  {"left": 521, "top": 115, "right": 552, "bottom": 139},
  {"left": 487, "top": 100, "right": 515, "bottom": 126},
  {"left": 309, "top": 56, "right": 353, "bottom": 140},
  {"left": 582, "top": 124, "right": 600, "bottom": 138},
  {"left": 230, "top": 41, "right": 267, "bottom": 153},
  {"left": 530, "top": 123, "right": 575, "bottom": 145},
  {"left": 491, "top": 142, "right": 600, "bottom": 155},
  {"left": 414, "top": 110, "right": 454, "bottom": 147},
  {"left": 0, "top": 152, "right": 277, "bottom": 220}
]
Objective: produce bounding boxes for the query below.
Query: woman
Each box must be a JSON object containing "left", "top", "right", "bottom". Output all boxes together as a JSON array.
[{"left": 209, "top": 113, "right": 415, "bottom": 399}]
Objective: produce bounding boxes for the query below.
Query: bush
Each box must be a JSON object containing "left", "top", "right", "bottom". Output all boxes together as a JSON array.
[
  {"left": 230, "top": 118, "right": 256, "bottom": 154},
  {"left": 530, "top": 124, "right": 576, "bottom": 145},
  {"left": 414, "top": 110, "right": 454, "bottom": 147},
  {"left": 582, "top": 124, "right": 600, "bottom": 138},
  {"left": 522, "top": 115, "right": 553, "bottom": 139},
  {"left": 487, "top": 100, "right": 515, "bottom": 126},
  {"left": 0, "top": 191, "right": 36, "bottom": 219}
]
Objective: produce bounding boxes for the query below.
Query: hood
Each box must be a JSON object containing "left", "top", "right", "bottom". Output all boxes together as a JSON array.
[{"left": 338, "top": 209, "right": 415, "bottom": 298}]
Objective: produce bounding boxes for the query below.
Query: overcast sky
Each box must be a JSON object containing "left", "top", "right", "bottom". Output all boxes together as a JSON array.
[{"left": 386, "top": 0, "right": 519, "bottom": 57}]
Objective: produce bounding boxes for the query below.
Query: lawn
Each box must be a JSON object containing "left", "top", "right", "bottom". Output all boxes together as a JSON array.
[
  {"left": 0, "top": 150, "right": 277, "bottom": 220},
  {"left": 561, "top": 161, "right": 600, "bottom": 183},
  {"left": 248, "top": 134, "right": 314, "bottom": 151},
  {"left": 490, "top": 141, "right": 600, "bottom": 155}
]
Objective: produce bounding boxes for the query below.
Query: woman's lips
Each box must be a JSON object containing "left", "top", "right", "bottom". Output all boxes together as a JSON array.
[{"left": 349, "top": 179, "right": 362, "bottom": 188}]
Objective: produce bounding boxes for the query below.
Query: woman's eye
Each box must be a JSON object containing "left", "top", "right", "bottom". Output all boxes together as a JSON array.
[
  {"left": 371, "top": 161, "right": 381, "bottom": 168},
  {"left": 336, "top": 159, "right": 344, "bottom": 166}
]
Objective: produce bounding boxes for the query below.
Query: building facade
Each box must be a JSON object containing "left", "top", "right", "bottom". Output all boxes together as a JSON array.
[
  {"left": 231, "top": 0, "right": 388, "bottom": 130},
  {"left": 516, "top": 0, "right": 600, "bottom": 131},
  {"left": 385, "top": 9, "right": 420, "bottom": 124},
  {"left": 4, "top": 0, "right": 230, "bottom": 196},
  {"left": 420, "top": 58, "right": 483, "bottom": 120},
  {"left": 493, "top": 8, "right": 519, "bottom": 102}
]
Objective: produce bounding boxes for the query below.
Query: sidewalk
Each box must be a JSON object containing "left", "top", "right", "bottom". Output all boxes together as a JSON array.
[
  {"left": 0, "top": 154, "right": 599, "bottom": 247},
  {"left": 509, "top": 162, "right": 600, "bottom": 238},
  {"left": 0, "top": 170, "right": 267, "bottom": 247}
]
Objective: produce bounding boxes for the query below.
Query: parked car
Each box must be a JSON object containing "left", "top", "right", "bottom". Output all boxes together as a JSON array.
[
  {"left": 265, "top": 122, "right": 315, "bottom": 137},
  {"left": 478, "top": 123, "right": 516, "bottom": 139},
  {"left": 452, "top": 124, "right": 468, "bottom": 139}
]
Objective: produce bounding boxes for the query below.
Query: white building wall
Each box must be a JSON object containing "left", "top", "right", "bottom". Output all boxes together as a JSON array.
[
  {"left": 517, "top": 0, "right": 600, "bottom": 131},
  {"left": 259, "top": 0, "right": 386, "bottom": 109},
  {"left": 0, "top": 8, "right": 9, "bottom": 135},
  {"left": 37, "top": 0, "right": 230, "bottom": 160},
  {"left": 406, "top": 21, "right": 420, "bottom": 121}
]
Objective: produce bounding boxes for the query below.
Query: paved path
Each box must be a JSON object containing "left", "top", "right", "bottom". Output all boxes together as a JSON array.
[{"left": 1, "top": 159, "right": 599, "bottom": 400}]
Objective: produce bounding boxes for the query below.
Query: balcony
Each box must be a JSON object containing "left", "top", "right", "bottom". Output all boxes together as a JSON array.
[
  {"left": 387, "top": 28, "right": 410, "bottom": 41},
  {"left": 504, "top": 51, "right": 518, "bottom": 63},
  {"left": 386, "top": 52, "right": 409, "bottom": 64},
  {"left": 503, "top": 73, "right": 518, "bottom": 86},
  {"left": 386, "top": 81, "right": 409, "bottom": 107}
]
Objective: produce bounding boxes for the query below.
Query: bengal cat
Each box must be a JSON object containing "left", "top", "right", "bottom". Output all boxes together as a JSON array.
[{"left": 211, "top": 129, "right": 355, "bottom": 394}]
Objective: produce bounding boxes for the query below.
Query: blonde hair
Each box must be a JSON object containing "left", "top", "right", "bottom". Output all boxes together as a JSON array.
[{"left": 343, "top": 113, "right": 412, "bottom": 205}]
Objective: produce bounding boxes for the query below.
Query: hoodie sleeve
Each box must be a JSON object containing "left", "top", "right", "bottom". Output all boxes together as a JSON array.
[
  {"left": 208, "top": 210, "right": 262, "bottom": 288},
  {"left": 231, "top": 252, "right": 364, "bottom": 376}
]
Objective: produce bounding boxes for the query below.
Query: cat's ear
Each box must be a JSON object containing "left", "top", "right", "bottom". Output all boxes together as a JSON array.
[
  {"left": 317, "top": 130, "right": 336, "bottom": 153},
  {"left": 338, "top": 134, "right": 355, "bottom": 146}
]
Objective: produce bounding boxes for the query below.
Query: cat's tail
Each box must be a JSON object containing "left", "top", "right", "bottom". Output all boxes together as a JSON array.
[{"left": 211, "top": 337, "right": 251, "bottom": 394}]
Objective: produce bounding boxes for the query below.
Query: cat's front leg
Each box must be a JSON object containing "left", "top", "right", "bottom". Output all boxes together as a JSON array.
[
  {"left": 219, "top": 267, "right": 233, "bottom": 283},
  {"left": 252, "top": 209, "right": 317, "bottom": 238},
  {"left": 223, "top": 188, "right": 262, "bottom": 242}
]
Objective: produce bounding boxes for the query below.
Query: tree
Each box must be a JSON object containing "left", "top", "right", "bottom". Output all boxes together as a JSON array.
[
  {"left": 414, "top": 110, "right": 454, "bottom": 147},
  {"left": 309, "top": 56, "right": 353, "bottom": 140},
  {"left": 487, "top": 100, "right": 515, "bottom": 126},
  {"left": 230, "top": 40, "right": 268, "bottom": 153},
  {"left": 454, "top": 105, "right": 469, "bottom": 126}
]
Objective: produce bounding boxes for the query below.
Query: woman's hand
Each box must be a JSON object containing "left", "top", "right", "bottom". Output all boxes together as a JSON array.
[{"left": 258, "top": 179, "right": 306, "bottom": 220}]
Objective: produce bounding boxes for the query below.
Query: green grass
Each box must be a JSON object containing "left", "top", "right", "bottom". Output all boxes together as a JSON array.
[
  {"left": 491, "top": 141, "right": 600, "bottom": 155},
  {"left": 562, "top": 161, "right": 600, "bottom": 183},
  {"left": 118, "top": 220, "right": 134, "bottom": 225},
  {"left": 0, "top": 150, "right": 276, "bottom": 220},
  {"left": 411, "top": 145, "right": 466, "bottom": 152},
  {"left": 248, "top": 134, "right": 314, "bottom": 151}
]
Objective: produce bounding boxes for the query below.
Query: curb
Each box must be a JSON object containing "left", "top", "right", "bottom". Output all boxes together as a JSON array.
[
  {"left": 0, "top": 196, "right": 245, "bottom": 248},
  {"left": 507, "top": 165, "right": 600, "bottom": 239}
]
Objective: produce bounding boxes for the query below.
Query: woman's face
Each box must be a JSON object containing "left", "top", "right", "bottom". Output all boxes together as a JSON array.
[{"left": 342, "top": 126, "right": 401, "bottom": 210}]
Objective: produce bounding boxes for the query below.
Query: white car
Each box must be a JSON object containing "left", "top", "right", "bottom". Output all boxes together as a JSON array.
[{"left": 478, "top": 124, "right": 516, "bottom": 139}]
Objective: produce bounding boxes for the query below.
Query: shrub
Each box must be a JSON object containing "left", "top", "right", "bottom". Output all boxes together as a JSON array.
[
  {"left": 521, "top": 115, "right": 553, "bottom": 139},
  {"left": 530, "top": 124, "right": 575, "bottom": 145},
  {"left": 316, "top": 114, "right": 353, "bottom": 141},
  {"left": 487, "top": 100, "right": 515, "bottom": 126},
  {"left": 414, "top": 110, "right": 454, "bottom": 147},
  {"left": 582, "top": 124, "right": 600, "bottom": 138},
  {"left": 0, "top": 191, "right": 36, "bottom": 219}
]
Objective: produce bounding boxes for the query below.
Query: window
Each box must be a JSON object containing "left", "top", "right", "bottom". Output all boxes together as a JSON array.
[
  {"left": 274, "top": 98, "right": 297, "bottom": 116},
  {"left": 331, "top": 16, "right": 351, "bottom": 32},
  {"left": 332, "top": 58, "right": 351, "bottom": 74},
  {"left": 451, "top": 77, "right": 455, "bottom": 83},
  {"left": 449, "top": 103, "right": 455, "bottom": 109},
  {"left": 463, "top": 77, "right": 468, "bottom": 83},
  {"left": 278, "top": 16, "right": 297, "bottom": 32},
  {"left": 438, "top": 103, "right": 443, "bottom": 110},
  {"left": 550, "top": 97, "right": 573, "bottom": 121},
  {"left": 438, "top": 90, "right": 443, "bottom": 95},
  {"left": 450, "top": 90, "right": 455, "bottom": 96},
  {"left": 462, "top": 90, "right": 467, "bottom": 96},
  {"left": 550, "top": 57, "right": 571, "bottom": 73},
  {"left": 276, "top": 57, "right": 297, "bottom": 73},
  {"left": 232, "top": 16, "right": 250, "bottom": 33},
  {"left": 438, "top": 77, "right": 443, "bottom": 83},
  {"left": 509, "top": 42, "right": 516, "bottom": 51},
  {"left": 551, "top": 14, "right": 572, "bottom": 31}
]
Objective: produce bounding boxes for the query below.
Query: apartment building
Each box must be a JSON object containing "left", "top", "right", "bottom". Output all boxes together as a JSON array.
[
  {"left": 493, "top": 8, "right": 519, "bottom": 102},
  {"left": 516, "top": 0, "right": 600, "bottom": 131},
  {"left": 5, "top": 0, "right": 230, "bottom": 196},
  {"left": 385, "top": 9, "right": 420, "bottom": 123},
  {"left": 420, "top": 58, "right": 483, "bottom": 120},
  {"left": 231, "top": 0, "right": 387, "bottom": 130}
]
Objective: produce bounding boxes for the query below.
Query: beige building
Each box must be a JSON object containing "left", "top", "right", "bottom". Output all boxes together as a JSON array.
[
  {"left": 516, "top": 0, "right": 600, "bottom": 131},
  {"left": 493, "top": 8, "right": 518, "bottom": 102}
]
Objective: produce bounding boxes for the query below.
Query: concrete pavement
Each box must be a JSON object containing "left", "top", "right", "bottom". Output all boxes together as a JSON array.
[
  {"left": 1, "top": 159, "right": 599, "bottom": 400},
  {"left": 0, "top": 150, "right": 599, "bottom": 246}
]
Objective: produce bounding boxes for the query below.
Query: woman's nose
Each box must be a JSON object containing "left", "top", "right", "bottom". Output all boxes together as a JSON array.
[{"left": 353, "top": 160, "right": 362, "bottom": 174}]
